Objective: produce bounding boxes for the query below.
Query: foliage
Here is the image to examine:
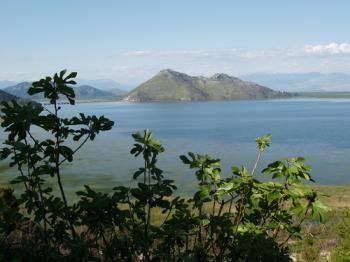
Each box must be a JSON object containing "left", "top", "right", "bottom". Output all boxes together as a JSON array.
[
  {"left": 332, "top": 210, "right": 350, "bottom": 261},
  {"left": 0, "top": 71, "right": 329, "bottom": 261}
]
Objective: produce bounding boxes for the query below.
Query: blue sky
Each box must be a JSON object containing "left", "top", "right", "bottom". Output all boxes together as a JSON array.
[{"left": 1, "top": 0, "right": 350, "bottom": 83}]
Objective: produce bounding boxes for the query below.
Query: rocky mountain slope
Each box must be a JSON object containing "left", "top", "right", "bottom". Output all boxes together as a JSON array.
[{"left": 124, "top": 69, "right": 292, "bottom": 102}]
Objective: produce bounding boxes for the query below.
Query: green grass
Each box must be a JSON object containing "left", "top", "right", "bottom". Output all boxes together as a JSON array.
[
  {"left": 310, "top": 185, "right": 350, "bottom": 210},
  {"left": 286, "top": 185, "right": 350, "bottom": 261},
  {"left": 298, "top": 92, "right": 350, "bottom": 99}
]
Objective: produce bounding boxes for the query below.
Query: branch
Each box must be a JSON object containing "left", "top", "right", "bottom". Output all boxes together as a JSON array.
[
  {"left": 27, "top": 126, "right": 92, "bottom": 167},
  {"left": 12, "top": 148, "right": 29, "bottom": 191},
  {"left": 160, "top": 204, "right": 174, "bottom": 228},
  {"left": 251, "top": 150, "right": 262, "bottom": 176},
  {"left": 58, "top": 133, "right": 91, "bottom": 166},
  {"left": 279, "top": 205, "right": 310, "bottom": 247}
]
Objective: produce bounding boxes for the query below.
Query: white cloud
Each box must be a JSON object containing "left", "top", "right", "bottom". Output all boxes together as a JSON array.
[
  {"left": 122, "top": 50, "right": 152, "bottom": 57},
  {"left": 304, "top": 42, "right": 350, "bottom": 55},
  {"left": 111, "top": 44, "right": 350, "bottom": 82},
  {"left": 2, "top": 43, "right": 350, "bottom": 83}
]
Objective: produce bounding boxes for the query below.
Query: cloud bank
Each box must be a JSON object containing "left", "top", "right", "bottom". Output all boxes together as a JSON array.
[
  {"left": 1, "top": 42, "right": 350, "bottom": 83},
  {"left": 304, "top": 43, "right": 350, "bottom": 55},
  {"left": 110, "top": 42, "right": 350, "bottom": 83}
]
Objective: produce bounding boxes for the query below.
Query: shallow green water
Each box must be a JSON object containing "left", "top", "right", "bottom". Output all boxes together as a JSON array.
[{"left": 1, "top": 99, "right": 350, "bottom": 198}]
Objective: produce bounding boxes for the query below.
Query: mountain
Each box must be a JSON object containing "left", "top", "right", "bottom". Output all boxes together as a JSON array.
[
  {"left": 3, "top": 82, "right": 32, "bottom": 98},
  {"left": 241, "top": 72, "right": 350, "bottom": 92},
  {"left": 124, "top": 69, "right": 292, "bottom": 102},
  {"left": 4, "top": 82, "right": 120, "bottom": 101},
  {"left": 73, "top": 85, "right": 118, "bottom": 99},
  {"left": 104, "top": 88, "right": 128, "bottom": 96},
  {"left": 0, "top": 89, "right": 18, "bottom": 102},
  {"left": 77, "top": 79, "right": 132, "bottom": 92}
]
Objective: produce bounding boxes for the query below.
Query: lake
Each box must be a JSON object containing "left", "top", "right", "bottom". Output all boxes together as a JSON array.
[{"left": 1, "top": 99, "right": 350, "bottom": 196}]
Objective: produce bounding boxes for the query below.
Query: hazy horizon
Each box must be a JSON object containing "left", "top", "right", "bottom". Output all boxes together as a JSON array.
[{"left": 3, "top": 70, "right": 350, "bottom": 93}]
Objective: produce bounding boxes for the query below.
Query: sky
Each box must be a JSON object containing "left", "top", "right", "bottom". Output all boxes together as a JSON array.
[{"left": 1, "top": 0, "right": 350, "bottom": 84}]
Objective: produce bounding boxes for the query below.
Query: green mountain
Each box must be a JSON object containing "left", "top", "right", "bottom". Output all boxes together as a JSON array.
[
  {"left": 73, "top": 85, "right": 119, "bottom": 99},
  {"left": 4, "top": 82, "right": 120, "bottom": 100},
  {"left": 124, "top": 69, "right": 292, "bottom": 102}
]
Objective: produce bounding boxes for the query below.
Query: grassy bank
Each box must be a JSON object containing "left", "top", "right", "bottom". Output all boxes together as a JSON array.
[
  {"left": 298, "top": 92, "right": 350, "bottom": 99},
  {"left": 311, "top": 185, "right": 350, "bottom": 210},
  {"left": 286, "top": 185, "right": 350, "bottom": 261}
]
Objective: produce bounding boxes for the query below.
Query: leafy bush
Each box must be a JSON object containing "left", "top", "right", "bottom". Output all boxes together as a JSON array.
[{"left": 0, "top": 71, "right": 328, "bottom": 261}]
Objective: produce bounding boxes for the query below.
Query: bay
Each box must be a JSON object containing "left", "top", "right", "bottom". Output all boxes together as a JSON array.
[{"left": 1, "top": 99, "right": 350, "bottom": 196}]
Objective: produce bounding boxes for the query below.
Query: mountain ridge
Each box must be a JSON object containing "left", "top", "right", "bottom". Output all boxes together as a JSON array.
[
  {"left": 3, "top": 82, "right": 123, "bottom": 101},
  {"left": 0, "top": 89, "right": 18, "bottom": 102},
  {"left": 76, "top": 79, "right": 131, "bottom": 92},
  {"left": 124, "top": 69, "right": 293, "bottom": 102}
]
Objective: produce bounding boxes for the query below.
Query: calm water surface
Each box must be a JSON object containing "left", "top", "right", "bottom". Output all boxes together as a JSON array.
[{"left": 1, "top": 99, "right": 350, "bottom": 195}]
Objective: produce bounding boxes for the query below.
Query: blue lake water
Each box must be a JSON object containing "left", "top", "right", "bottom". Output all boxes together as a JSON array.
[{"left": 1, "top": 99, "right": 350, "bottom": 195}]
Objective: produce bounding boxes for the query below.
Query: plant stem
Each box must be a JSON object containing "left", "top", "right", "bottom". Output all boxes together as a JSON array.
[
  {"left": 251, "top": 149, "right": 262, "bottom": 176},
  {"left": 53, "top": 96, "right": 76, "bottom": 239},
  {"left": 279, "top": 206, "right": 310, "bottom": 247},
  {"left": 58, "top": 132, "right": 91, "bottom": 166}
]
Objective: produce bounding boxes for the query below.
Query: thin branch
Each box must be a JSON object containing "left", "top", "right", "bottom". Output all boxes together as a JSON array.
[
  {"left": 27, "top": 126, "right": 92, "bottom": 168},
  {"left": 12, "top": 148, "right": 29, "bottom": 191},
  {"left": 53, "top": 94, "right": 76, "bottom": 239},
  {"left": 279, "top": 206, "right": 310, "bottom": 247},
  {"left": 58, "top": 133, "right": 91, "bottom": 166},
  {"left": 251, "top": 149, "right": 262, "bottom": 176},
  {"left": 160, "top": 204, "right": 174, "bottom": 228},
  {"left": 218, "top": 194, "right": 239, "bottom": 217},
  {"left": 25, "top": 138, "right": 49, "bottom": 245}
]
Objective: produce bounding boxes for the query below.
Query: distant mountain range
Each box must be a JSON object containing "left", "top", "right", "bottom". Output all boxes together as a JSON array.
[
  {"left": 0, "top": 89, "right": 18, "bottom": 102},
  {"left": 3, "top": 82, "right": 126, "bottom": 101},
  {"left": 124, "top": 69, "right": 292, "bottom": 102},
  {"left": 3, "top": 71, "right": 350, "bottom": 103},
  {"left": 3, "top": 82, "right": 32, "bottom": 98},
  {"left": 241, "top": 72, "right": 350, "bottom": 92},
  {"left": 0, "top": 89, "right": 38, "bottom": 108},
  {"left": 76, "top": 79, "right": 132, "bottom": 92}
]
